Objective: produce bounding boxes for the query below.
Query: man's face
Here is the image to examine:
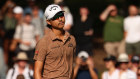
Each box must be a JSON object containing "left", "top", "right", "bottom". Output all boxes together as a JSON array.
[
  {"left": 129, "top": 5, "right": 138, "bottom": 16},
  {"left": 14, "top": 13, "right": 23, "bottom": 20},
  {"left": 110, "top": 9, "right": 118, "bottom": 16},
  {"left": 18, "top": 60, "right": 27, "bottom": 68},
  {"left": 120, "top": 62, "right": 128, "bottom": 70},
  {"left": 24, "top": 15, "right": 32, "bottom": 24},
  {"left": 47, "top": 12, "right": 65, "bottom": 30},
  {"left": 80, "top": 7, "right": 89, "bottom": 16},
  {"left": 105, "top": 60, "right": 115, "bottom": 69}
]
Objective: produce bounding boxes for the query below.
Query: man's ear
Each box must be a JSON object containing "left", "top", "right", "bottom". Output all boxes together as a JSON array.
[{"left": 46, "top": 20, "right": 51, "bottom": 25}]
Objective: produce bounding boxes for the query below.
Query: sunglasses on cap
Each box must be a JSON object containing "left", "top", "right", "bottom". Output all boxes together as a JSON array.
[{"left": 50, "top": 12, "right": 64, "bottom": 20}]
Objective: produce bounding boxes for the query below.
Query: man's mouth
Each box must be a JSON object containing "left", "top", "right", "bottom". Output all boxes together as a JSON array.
[{"left": 59, "top": 22, "right": 65, "bottom": 25}]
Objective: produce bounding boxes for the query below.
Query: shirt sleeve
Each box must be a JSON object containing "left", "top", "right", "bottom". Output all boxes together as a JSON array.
[
  {"left": 33, "top": 39, "right": 48, "bottom": 62},
  {"left": 14, "top": 25, "right": 22, "bottom": 39},
  {"left": 6, "top": 69, "right": 13, "bottom": 79}
]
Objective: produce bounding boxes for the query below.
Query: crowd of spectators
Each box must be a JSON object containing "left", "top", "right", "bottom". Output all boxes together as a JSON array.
[{"left": 0, "top": 0, "right": 140, "bottom": 79}]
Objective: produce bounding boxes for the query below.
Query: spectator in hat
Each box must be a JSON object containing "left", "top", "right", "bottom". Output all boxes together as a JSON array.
[
  {"left": 102, "top": 55, "right": 119, "bottom": 79},
  {"left": 137, "top": 67, "right": 140, "bottom": 79},
  {"left": 10, "top": 6, "right": 24, "bottom": 51},
  {"left": 6, "top": 52, "right": 33, "bottom": 79},
  {"left": 130, "top": 55, "right": 140, "bottom": 73},
  {"left": 13, "top": 6, "right": 24, "bottom": 25},
  {"left": 73, "top": 51, "right": 98, "bottom": 79},
  {"left": 118, "top": 53, "right": 137, "bottom": 79}
]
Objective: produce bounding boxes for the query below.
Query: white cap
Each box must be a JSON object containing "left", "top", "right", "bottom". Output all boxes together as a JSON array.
[
  {"left": 16, "top": 52, "right": 28, "bottom": 61},
  {"left": 44, "top": 4, "right": 64, "bottom": 20},
  {"left": 118, "top": 53, "right": 129, "bottom": 62},
  {"left": 13, "top": 6, "right": 23, "bottom": 14},
  {"left": 78, "top": 51, "right": 89, "bottom": 58}
]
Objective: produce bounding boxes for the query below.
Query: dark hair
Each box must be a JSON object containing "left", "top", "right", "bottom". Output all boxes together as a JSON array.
[
  {"left": 47, "top": 24, "right": 52, "bottom": 28},
  {"left": 25, "top": 13, "right": 32, "bottom": 16}
]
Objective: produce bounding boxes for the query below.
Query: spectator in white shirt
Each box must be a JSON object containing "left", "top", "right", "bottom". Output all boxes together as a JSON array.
[
  {"left": 118, "top": 53, "right": 137, "bottom": 79},
  {"left": 58, "top": 2, "right": 73, "bottom": 31},
  {"left": 6, "top": 52, "right": 33, "bottom": 79},
  {"left": 102, "top": 55, "right": 119, "bottom": 79},
  {"left": 124, "top": 5, "right": 140, "bottom": 57},
  {"left": 14, "top": 13, "right": 39, "bottom": 64},
  {"left": 130, "top": 55, "right": 140, "bottom": 73}
]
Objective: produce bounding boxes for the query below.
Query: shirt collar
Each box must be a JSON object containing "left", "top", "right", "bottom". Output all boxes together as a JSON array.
[{"left": 46, "top": 28, "right": 70, "bottom": 42}]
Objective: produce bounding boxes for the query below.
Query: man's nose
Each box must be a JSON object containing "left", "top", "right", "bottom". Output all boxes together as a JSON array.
[{"left": 58, "top": 16, "right": 63, "bottom": 21}]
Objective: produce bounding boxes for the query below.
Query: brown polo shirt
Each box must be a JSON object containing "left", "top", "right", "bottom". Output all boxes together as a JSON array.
[{"left": 34, "top": 28, "right": 76, "bottom": 79}]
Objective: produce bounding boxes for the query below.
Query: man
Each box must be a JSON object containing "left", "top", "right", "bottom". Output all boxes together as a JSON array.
[
  {"left": 130, "top": 55, "right": 140, "bottom": 73},
  {"left": 34, "top": 4, "right": 76, "bottom": 79},
  {"left": 6, "top": 52, "right": 33, "bottom": 79},
  {"left": 73, "top": 51, "right": 98, "bottom": 79},
  {"left": 102, "top": 55, "right": 119, "bottom": 79},
  {"left": 100, "top": 5, "right": 124, "bottom": 56},
  {"left": 14, "top": 13, "right": 39, "bottom": 64},
  {"left": 72, "top": 6, "right": 94, "bottom": 56},
  {"left": 58, "top": 2, "right": 73, "bottom": 31},
  {"left": 117, "top": 53, "right": 137, "bottom": 79},
  {"left": 32, "top": 5, "right": 46, "bottom": 39},
  {"left": 124, "top": 5, "right": 140, "bottom": 57}
]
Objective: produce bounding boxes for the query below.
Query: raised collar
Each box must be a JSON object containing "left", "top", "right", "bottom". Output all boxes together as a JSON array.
[{"left": 46, "top": 28, "right": 70, "bottom": 42}]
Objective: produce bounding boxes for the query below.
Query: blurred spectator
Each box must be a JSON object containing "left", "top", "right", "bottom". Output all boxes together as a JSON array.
[
  {"left": 24, "top": 0, "right": 44, "bottom": 18},
  {"left": 100, "top": 5, "right": 124, "bottom": 56},
  {"left": 13, "top": 6, "right": 24, "bottom": 25},
  {"left": 124, "top": 5, "right": 140, "bottom": 57},
  {"left": 9, "top": 6, "right": 24, "bottom": 67},
  {"left": 0, "top": 10, "right": 7, "bottom": 79},
  {"left": 1, "top": 0, "right": 16, "bottom": 64},
  {"left": 118, "top": 53, "right": 137, "bottom": 79},
  {"left": 13, "top": 13, "right": 39, "bottom": 64},
  {"left": 130, "top": 55, "right": 140, "bottom": 73},
  {"left": 58, "top": 2, "right": 73, "bottom": 31},
  {"left": 54, "top": 0, "right": 63, "bottom": 4},
  {"left": 32, "top": 5, "right": 46, "bottom": 38},
  {"left": 73, "top": 51, "right": 98, "bottom": 79},
  {"left": 72, "top": 6, "right": 94, "bottom": 56},
  {"left": 102, "top": 55, "right": 119, "bottom": 79},
  {"left": 6, "top": 52, "right": 33, "bottom": 79},
  {"left": 10, "top": 6, "right": 24, "bottom": 52},
  {"left": 137, "top": 67, "right": 140, "bottom": 79}
]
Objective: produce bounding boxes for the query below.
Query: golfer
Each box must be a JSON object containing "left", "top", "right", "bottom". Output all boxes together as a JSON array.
[{"left": 34, "top": 4, "right": 76, "bottom": 79}]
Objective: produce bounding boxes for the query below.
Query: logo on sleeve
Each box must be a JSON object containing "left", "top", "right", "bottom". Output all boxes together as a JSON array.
[{"left": 35, "top": 51, "right": 39, "bottom": 54}]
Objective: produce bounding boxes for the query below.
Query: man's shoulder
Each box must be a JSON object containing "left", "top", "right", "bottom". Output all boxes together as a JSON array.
[{"left": 37, "top": 35, "right": 51, "bottom": 46}]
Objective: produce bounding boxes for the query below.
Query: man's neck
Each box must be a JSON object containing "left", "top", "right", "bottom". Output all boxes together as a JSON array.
[
  {"left": 52, "top": 28, "right": 64, "bottom": 37},
  {"left": 108, "top": 67, "right": 116, "bottom": 75},
  {"left": 129, "top": 14, "right": 137, "bottom": 17}
]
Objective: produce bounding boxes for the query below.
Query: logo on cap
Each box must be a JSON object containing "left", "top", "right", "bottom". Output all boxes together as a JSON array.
[{"left": 49, "top": 6, "right": 58, "bottom": 11}]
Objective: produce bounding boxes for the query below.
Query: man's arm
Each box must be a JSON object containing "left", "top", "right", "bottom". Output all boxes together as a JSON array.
[
  {"left": 34, "top": 61, "right": 44, "bottom": 79},
  {"left": 72, "top": 57, "right": 82, "bottom": 79},
  {"left": 100, "top": 5, "right": 115, "bottom": 21},
  {"left": 86, "top": 57, "right": 98, "bottom": 79}
]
